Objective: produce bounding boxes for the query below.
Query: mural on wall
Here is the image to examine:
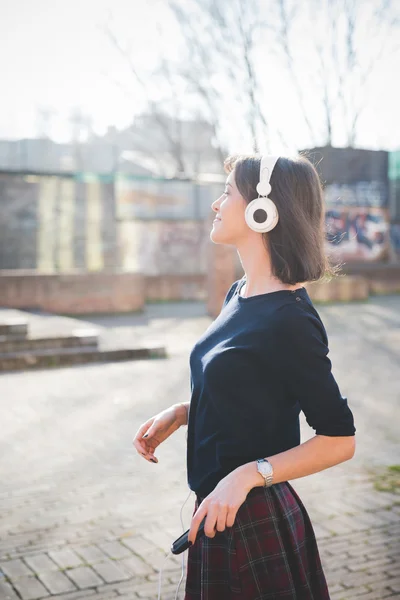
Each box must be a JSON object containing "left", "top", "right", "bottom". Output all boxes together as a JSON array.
[
  {"left": 306, "top": 146, "right": 391, "bottom": 263},
  {"left": 325, "top": 205, "right": 389, "bottom": 262},
  {"left": 323, "top": 181, "right": 390, "bottom": 262}
]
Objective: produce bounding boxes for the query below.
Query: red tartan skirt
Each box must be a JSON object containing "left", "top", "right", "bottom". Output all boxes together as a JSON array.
[{"left": 184, "top": 482, "right": 330, "bottom": 599}]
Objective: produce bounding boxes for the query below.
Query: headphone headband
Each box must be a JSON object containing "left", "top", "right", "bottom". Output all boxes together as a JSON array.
[
  {"left": 259, "top": 155, "right": 279, "bottom": 187},
  {"left": 256, "top": 155, "right": 279, "bottom": 198}
]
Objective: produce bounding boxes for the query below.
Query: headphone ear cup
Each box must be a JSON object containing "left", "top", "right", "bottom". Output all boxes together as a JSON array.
[{"left": 245, "top": 197, "right": 279, "bottom": 233}]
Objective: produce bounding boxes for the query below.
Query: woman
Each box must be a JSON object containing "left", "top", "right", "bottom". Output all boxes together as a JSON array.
[{"left": 133, "top": 154, "right": 356, "bottom": 599}]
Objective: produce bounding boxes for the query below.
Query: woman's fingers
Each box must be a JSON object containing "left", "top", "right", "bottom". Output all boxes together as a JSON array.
[
  {"left": 132, "top": 435, "right": 149, "bottom": 456},
  {"left": 132, "top": 423, "right": 158, "bottom": 462},
  {"left": 141, "top": 437, "right": 159, "bottom": 460},
  {"left": 135, "top": 444, "right": 158, "bottom": 463},
  {"left": 188, "top": 508, "right": 207, "bottom": 545},
  {"left": 225, "top": 508, "right": 237, "bottom": 528},
  {"left": 136, "top": 440, "right": 158, "bottom": 462},
  {"left": 188, "top": 502, "right": 219, "bottom": 544},
  {"left": 142, "top": 451, "right": 158, "bottom": 463},
  {"left": 215, "top": 503, "right": 229, "bottom": 532},
  {"left": 187, "top": 498, "right": 238, "bottom": 544},
  {"left": 133, "top": 422, "right": 152, "bottom": 445}
]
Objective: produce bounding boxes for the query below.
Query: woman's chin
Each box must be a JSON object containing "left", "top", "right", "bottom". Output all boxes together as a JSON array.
[{"left": 210, "top": 228, "right": 229, "bottom": 244}]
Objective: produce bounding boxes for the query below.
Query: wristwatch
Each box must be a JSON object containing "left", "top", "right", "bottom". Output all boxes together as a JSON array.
[{"left": 256, "top": 458, "right": 274, "bottom": 487}]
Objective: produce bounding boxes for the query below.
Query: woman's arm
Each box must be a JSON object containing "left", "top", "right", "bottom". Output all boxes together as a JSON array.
[
  {"left": 174, "top": 402, "right": 189, "bottom": 426},
  {"left": 187, "top": 434, "right": 355, "bottom": 544},
  {"left": 238, "top": 434, "right": 356, "bottom": 492}
]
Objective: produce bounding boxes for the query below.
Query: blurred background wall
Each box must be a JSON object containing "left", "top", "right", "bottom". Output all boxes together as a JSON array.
[
  {"left": 1, "top": 0, "right": 399, "bottom": 311},
  {"left": 1, "top": 146, "right": 399, "bottom": 276}
]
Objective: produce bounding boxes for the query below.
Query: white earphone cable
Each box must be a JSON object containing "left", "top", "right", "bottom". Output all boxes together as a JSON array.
[{"left": 157, "top": 488, "right": 194, "bottom": 600}]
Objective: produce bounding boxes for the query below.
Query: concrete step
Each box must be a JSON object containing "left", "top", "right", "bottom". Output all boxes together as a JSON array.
[
  {"left": 0, "top": 319, "right": 28, "bottom": 339},
  {"left": 0, "top": 344, "right": 167, "bottom": 372},
  {"left": 0, "top": 330, "right": 99, "bottom": 353}
]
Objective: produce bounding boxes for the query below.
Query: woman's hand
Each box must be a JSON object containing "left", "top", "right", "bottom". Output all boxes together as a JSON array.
[
  {"left": 188, "top": 465, "right": 252, "bottom": 545},
  {"left": 132, "top": 404, "right": 187, "bottom": 464}
]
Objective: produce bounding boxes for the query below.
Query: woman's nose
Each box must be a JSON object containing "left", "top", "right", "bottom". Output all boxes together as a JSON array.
[{"left": 212, "top": 197, "right": 222, "bottom": 210}]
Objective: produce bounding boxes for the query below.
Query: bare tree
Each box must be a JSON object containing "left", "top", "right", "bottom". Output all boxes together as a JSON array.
[
  {"left": 103, "top": 0, "right": 290, "bottom": 167},
  {"left": 171, "top": 0, "right": 399, "bottom": 149},
  {"left": 276, "top": 0, "right": 400, "bottom": 147},
  {"left": 342, "top": 0, "right": 399, "bottom": 146},
  {"left": 275, "top": 0, "right": 319, "bottom": 144},
  {"left": 102, "top": 0, "right": 398, "bottom": 161},
  {"left": 165, "top": 1, "right": 228, "bottom": 161},
  {"left": 103, "top": 15, "right": 200, "bottom": 176},
  {"left": 168, "top": 0, "right": 290, "bottom": 153},
  {"left": 36, "top": 106, "right": 57, "bottom": 139}
]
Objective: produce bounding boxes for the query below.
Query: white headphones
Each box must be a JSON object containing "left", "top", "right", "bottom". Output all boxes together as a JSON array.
[{"left": 244, "top": 155, "right": 280, "bottom": 233}]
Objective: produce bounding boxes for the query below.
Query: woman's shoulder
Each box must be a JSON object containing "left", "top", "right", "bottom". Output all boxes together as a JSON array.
[{"left": 272, "top": 294, "right": 327, "bottom": 342}]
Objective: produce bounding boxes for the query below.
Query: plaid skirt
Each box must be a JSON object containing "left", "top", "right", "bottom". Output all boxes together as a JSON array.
[{"left": 184, "top": 482, "right": 330, "bottom": 600}]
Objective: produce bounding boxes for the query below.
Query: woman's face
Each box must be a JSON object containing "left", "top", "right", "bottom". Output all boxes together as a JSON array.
[{"left": 210, "top": 169, "right": 249, "bottom": 245}]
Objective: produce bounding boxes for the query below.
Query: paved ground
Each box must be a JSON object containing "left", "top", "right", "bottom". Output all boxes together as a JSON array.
[{"left": 0, "top": 294, "right": 399, "bottom": 600}]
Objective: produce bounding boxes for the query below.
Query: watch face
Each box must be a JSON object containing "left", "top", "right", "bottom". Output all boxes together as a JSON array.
[{"left": 258, "top": 460, "right": 273, "bottom": 477}]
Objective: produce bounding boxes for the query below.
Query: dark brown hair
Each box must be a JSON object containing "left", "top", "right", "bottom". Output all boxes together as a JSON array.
[{"left": 223, "top": 153, "right": 341, "bottom": 285}]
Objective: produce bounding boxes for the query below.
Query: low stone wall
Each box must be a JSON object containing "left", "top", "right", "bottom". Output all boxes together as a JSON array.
[
  {"left": 342, "top": 263, "right": 400, "bottom": 295},
  {"left": 0, "top": 265, "right": 399, "bottom": 315},
  {"left": 305, "top": 275, "right": 370, "bottom": 302},
  {"left": 144, "top": 274, "right": 206, "bottom": 302},
  {"left": 0, "top": 271, "right": 145, "bottom": 314},
  {"left": 0, "top": 271, "right": 208, "bottom": 314}
]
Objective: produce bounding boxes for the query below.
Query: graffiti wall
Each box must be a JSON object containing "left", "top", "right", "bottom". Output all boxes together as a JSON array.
[
  {"left": 306, "top": 147, "right": 391, "bottom": 262},
  {"left": 325, "top": 206, "right": 389, "bottom": 262}
]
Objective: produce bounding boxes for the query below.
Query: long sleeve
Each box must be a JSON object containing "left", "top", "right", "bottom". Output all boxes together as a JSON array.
[{"left": 273, "top": 304, "right": 356, "bottom": 437}]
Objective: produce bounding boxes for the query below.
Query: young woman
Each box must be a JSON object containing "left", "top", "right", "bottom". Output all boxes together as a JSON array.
[{"left": 133, "top": 154, "right": 356, "bottom": 599}]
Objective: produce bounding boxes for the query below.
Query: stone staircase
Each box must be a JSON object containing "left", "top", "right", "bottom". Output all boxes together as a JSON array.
[{"left": 0, "top": 316, "right": 166, "bottom": 372}]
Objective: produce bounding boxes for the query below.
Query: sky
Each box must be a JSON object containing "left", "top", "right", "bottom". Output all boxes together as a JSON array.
[
  {"left": 0, "top": 0, "right": 165, "bottom": 139},
  {"left": 0, "top": 0, "right": 399, "bottom": 154}
]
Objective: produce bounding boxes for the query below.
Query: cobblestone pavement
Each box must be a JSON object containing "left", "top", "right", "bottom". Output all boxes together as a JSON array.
[{"left": 0, "top": 295, "right": 399, "bottom": 600}]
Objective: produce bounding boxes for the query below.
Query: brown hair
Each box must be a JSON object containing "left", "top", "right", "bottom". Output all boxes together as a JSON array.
[{"left": 223, "top": 153, "right": 341, "bottom": 285}]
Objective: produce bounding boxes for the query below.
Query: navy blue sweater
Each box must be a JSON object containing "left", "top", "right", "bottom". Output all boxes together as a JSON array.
[{"left": 186, "top": 278, "right": 356, "bottom": 498}]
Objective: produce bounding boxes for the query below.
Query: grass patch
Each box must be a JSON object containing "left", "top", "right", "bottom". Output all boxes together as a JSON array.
[{"left": 373, "top": 465, "right": 400, "bottom": 493}]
